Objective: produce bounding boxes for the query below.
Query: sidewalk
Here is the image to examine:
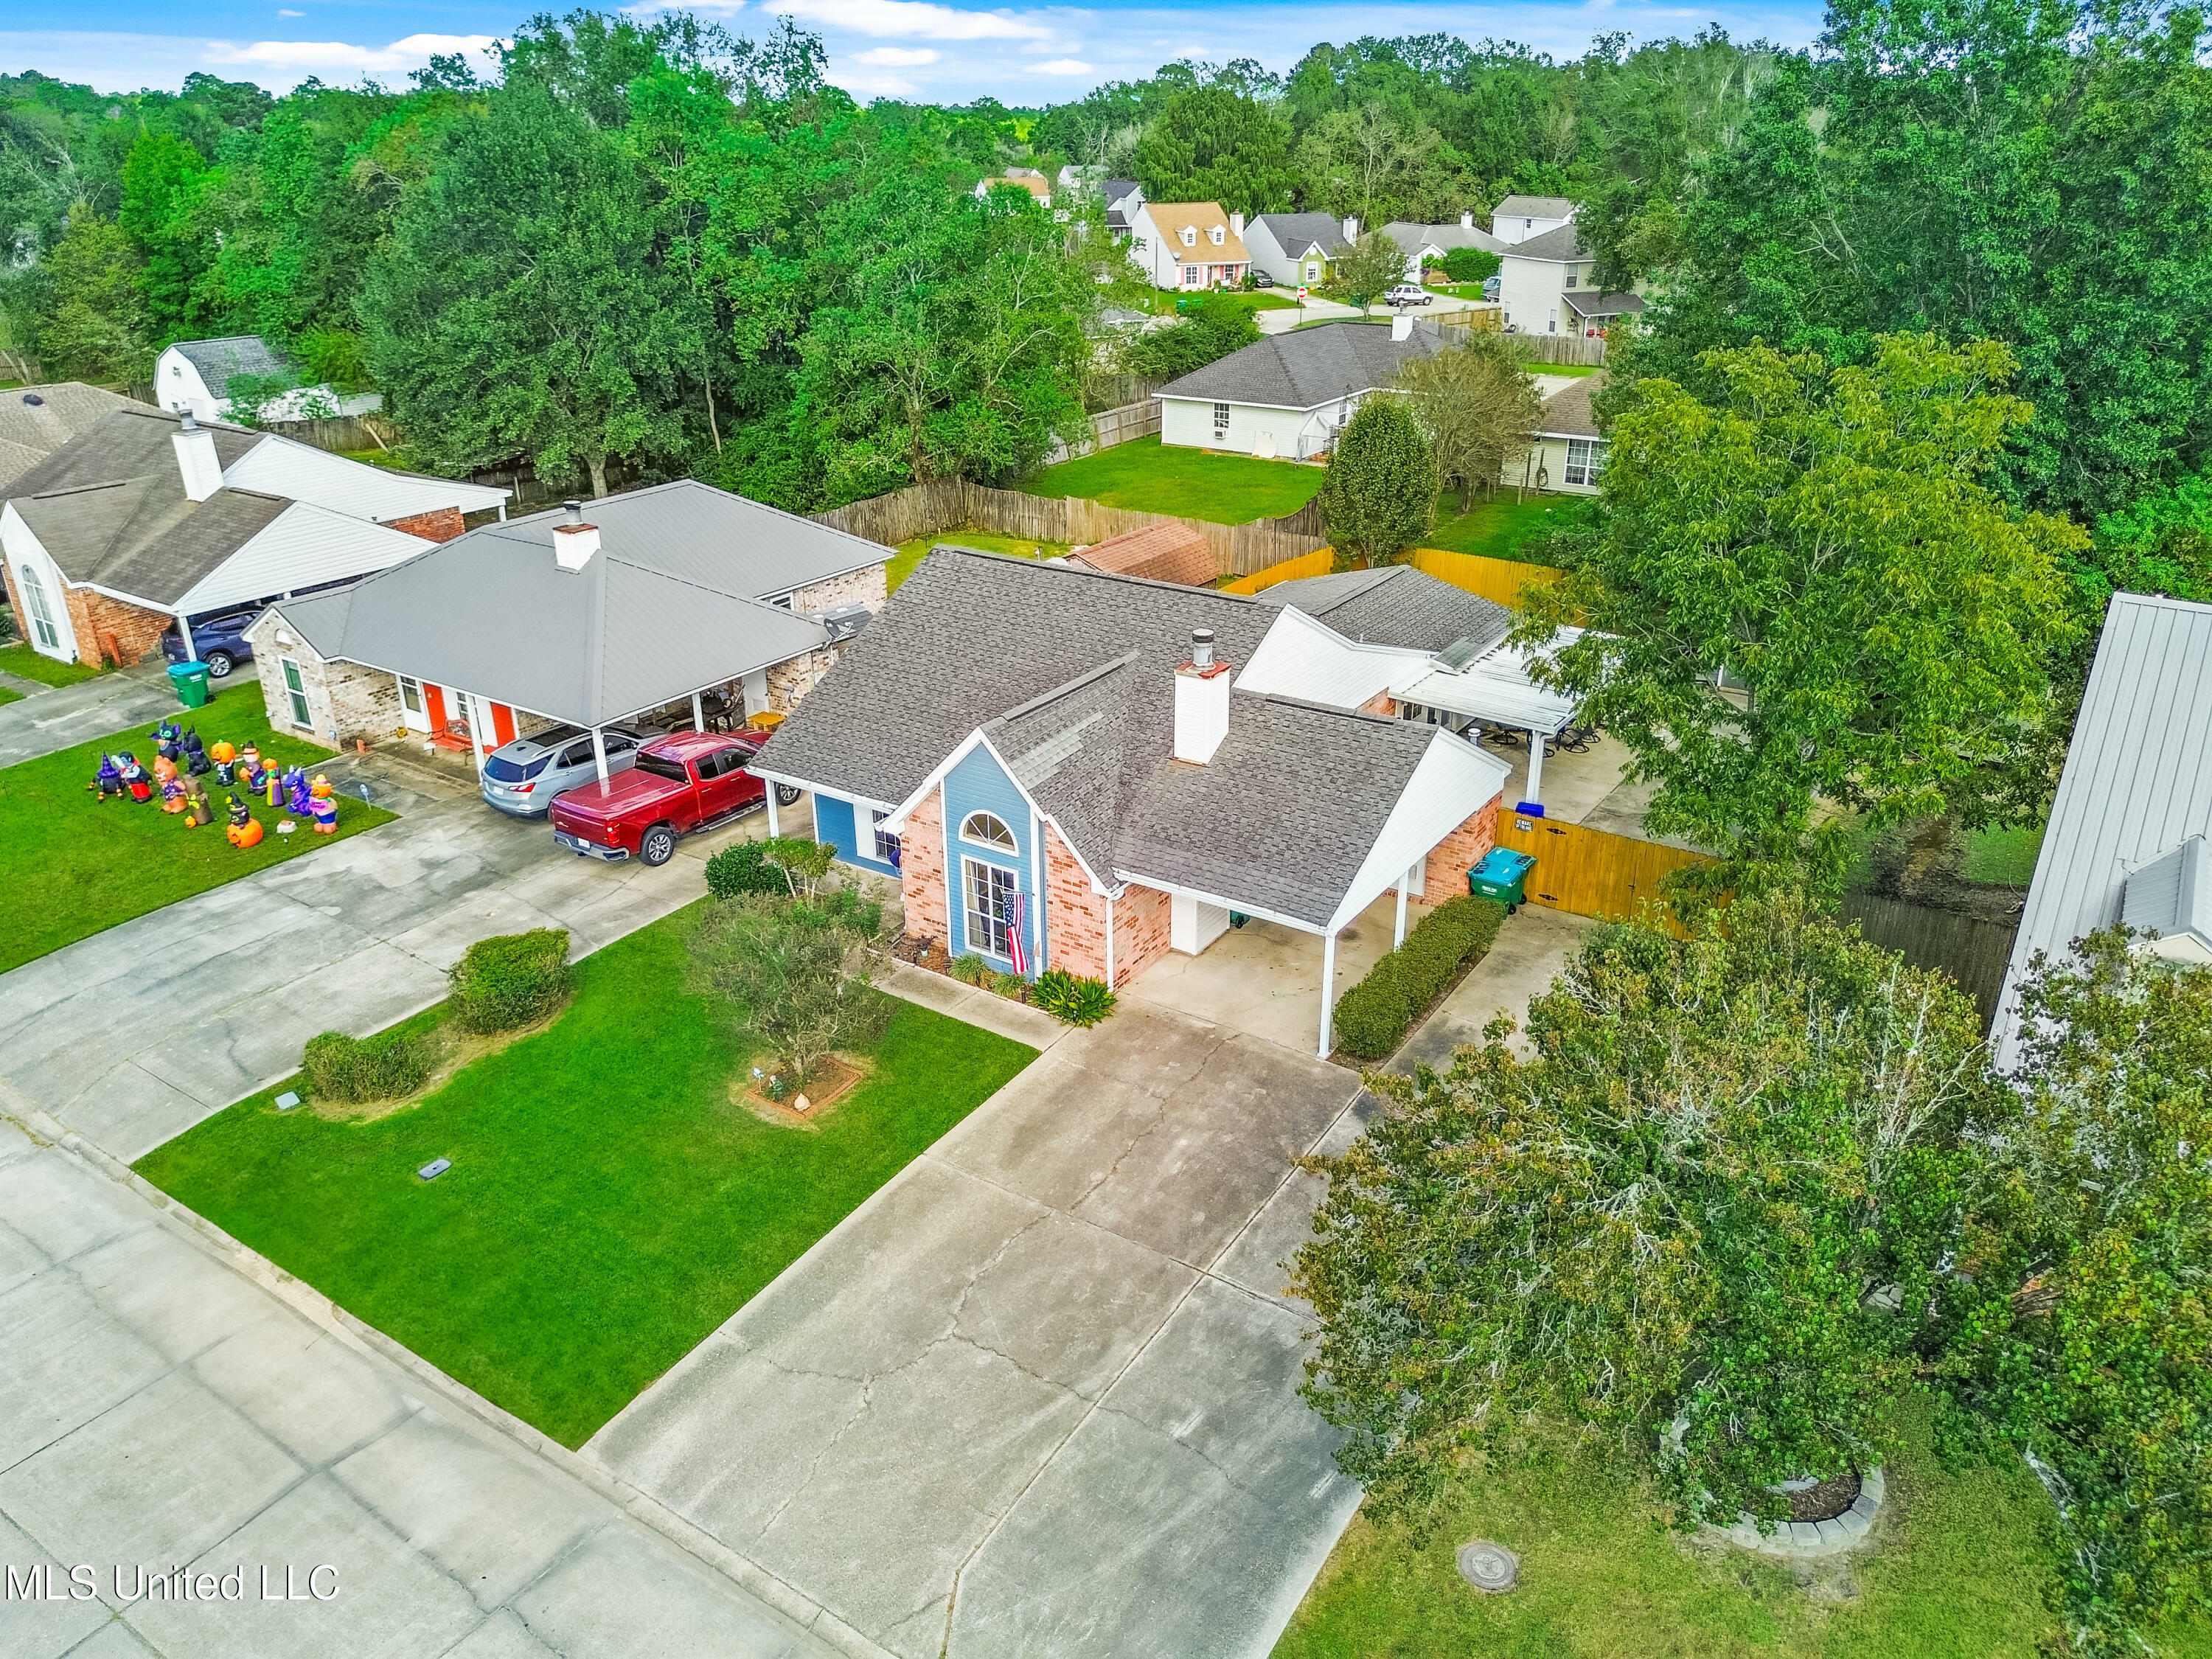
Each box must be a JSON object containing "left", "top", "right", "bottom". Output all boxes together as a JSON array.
[{"left": 0, "top": 661, "right": 243, "bottom": 770}]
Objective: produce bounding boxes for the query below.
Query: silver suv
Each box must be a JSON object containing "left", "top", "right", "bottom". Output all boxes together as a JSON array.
[{"left": 480, "top": 725, "right": 644, "bottom": 818}]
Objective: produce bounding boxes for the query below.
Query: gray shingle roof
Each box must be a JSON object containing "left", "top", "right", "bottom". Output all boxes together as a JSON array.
[
  {"left": 1537, "top": 374, "right": 1605, "bottom": 438},
  {"left": 1506, "top": 223, "right": 1590, "bottom": 262},
  {"left": 1255, "top": 212, "right": 1346, "bottom": 257},
  {"left": 273, "top": 480, "right": 881, "bottom": 727},
  {"left": 1494, "top": 195, "right": 1578, "bottom": 220},
  {"left": 1261, "top": 565, "right": 1512, "bottom": 655},
  {"left": 1154, "top": 322, "right": 1447, "bottom": 411},
  {"left": 1566, "top": 291, "right": 1644, "bottom": 319},
  {"left": 1383, "top": 221, "right": 1503, "bottom": 256},
  {"left": 0, "top": 383, "right": 137, "bottom": 491},
  {"left": 753, "top": 548, "right": 1441, "bottom": 928},
  {"left": 171, "top": 335, "right": 295, "bottom": 389}
]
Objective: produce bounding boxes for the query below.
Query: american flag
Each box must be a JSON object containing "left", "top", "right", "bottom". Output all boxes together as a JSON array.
[{"left": 1009, "top": 890, "right": 1029, "bottom": 976}]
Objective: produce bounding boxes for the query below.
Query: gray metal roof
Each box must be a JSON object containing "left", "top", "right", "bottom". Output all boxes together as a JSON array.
[
  {"left": 1153, "top": 322, "right": 1447, "bottom": 411},
  {"left": 1566, "top": 291, "right": 1644, "bottom": 319},
  {"left": 1254, "top": 212, "right": 1347, "bottom": 257},
  {"left": 1261, "top": 565, "right": 1513, "bottom": 655},
  {"left": 1995, "top": 594, "right": 2212, "bottom": 1062},
  {"left": 170, "top": 335, "right": 295, "bottom": 389},
  {"left": 271, "top": 480, "right": 886, "bottom": 727},
  {"left": 753, "top": 548, "right": 1440, "bottom": 928},
  {"left": 1537, "top": 375, "right": 1605, "bottom": 438},
  {"left": 0, "top": 383, "right": 138, "bottom": 492},
  {"left": 1506, "top": 223, "right": 1590, "bottom": 262}
]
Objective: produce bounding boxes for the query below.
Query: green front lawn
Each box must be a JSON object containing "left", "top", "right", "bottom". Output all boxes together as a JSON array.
[
  {"left": 1031, "top": 435, "right": 1326, "bottom": 524},
  {"left": 0, "top": 685, "right": 18, "bottom": 707},
  {"left": 0, "top": 700, "right": 393, "bottom": 974},
  {"left": 1138, "top": 289, "right": 1298, "bottom": 315},
  {"left": 0, "top": 643, "right": 109, "bottom": 687},
  {"left": 1963, "top": 822, "right": 2045, "bottom": 886},
  {"left": 1275, "top": 1392, "right": 2212, "bottom": 1659},
  {"left": 891, "top": 528, "right": 1068, "bottom": 591},
  {"left": 1425, "top": 493, "right": 1591, "bottom": 562},
  {"left": 136, "top": 905, "right": 1037, "bottom": 1447}
]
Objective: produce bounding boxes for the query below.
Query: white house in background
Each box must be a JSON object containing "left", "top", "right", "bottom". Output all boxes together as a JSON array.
[
  {"left": 1510, "top": 373, "right": 1610, "bottom": 495},
  {"left": 1382, "top": 215, "right": 1503, "bottom": 281},
  {"left": 156, "top": 336, "right": 382, "bottom": 425},
  {"left": 1153, "top": 316, "right": 1444, "bottom": 459},
  {"left": 1100, "top": 178, "right": 1144, "bottom": 240},
  {"left": 1244, "top": 212, "right": 1357, "bottom": 288},
  {"left": 975, "top": 168, "right": 1051, "bottom": 206},
  {"left": 1497, "top": 224, "right": 1641, "bottom": 336},
  {"left": 1489, "top": 194, "right": 1577, "bottom": 246},
  {"left": 1993, "top": 594, "right": 2212, "bottom": 1065},
  {"left": 1127, "top": 201, "right": 1251, "bottom": 291}
]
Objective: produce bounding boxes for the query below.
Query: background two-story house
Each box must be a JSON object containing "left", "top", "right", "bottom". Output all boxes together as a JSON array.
[{"left": 1127, "top": 202, "right": 1251, "bottom": 291}]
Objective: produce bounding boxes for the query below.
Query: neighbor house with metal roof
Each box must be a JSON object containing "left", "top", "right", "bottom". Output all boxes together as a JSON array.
[
  {"left": 1993, "top": 593, "right": 2212, "bottom": 1065},
  {"left": 242, "top": 480, "right": 890, "bottom": 773},
  {"left": 1, "top": 404, "right": 507, "bottom": 672},
  {"left": 1153, "top": 316, "right": 1446, "bottom": 459},
  {"left": 156, "top": 336, "right": 384, "bottom": 425},
  {"left": 750, "top": 547, "right": 1532, "bottom": 1055}
]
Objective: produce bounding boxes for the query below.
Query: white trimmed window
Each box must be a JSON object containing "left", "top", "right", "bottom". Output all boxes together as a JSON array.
[
  {"left": 1183, "top": 264, "right": 1200, "bottom": 286},
  {"left": 1180, "top": 226, "right": 1196, "bottom": 247},
  {"left": 280, "top": 658, "right": 312, "bottom": 727},
  {"left": 1212, "top": 401, "right": 1230, "bottom": 436},
  {"left": 1305, "top": 261, "right": 1320, "bottom": 281},
  {"left": 16, "top": 563, "right": 59, "bottom": 650},
  {"left": 963, "top": 857, "right": 1017, "bottom": 959},
  {"left": 960, "top": 810, "right": 1016, "bottom": 852},
  {"left": 871, "top": 807, "right": 900, "bottom": 863},
  {"left": 1565, "top": 439, "right": 1608, "bottom": 487}
]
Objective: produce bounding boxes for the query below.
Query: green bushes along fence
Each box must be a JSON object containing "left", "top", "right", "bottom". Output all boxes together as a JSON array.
[
  {"left": 1332, "top": 895, "right": 1509, "bottom": 1060},
  {"left": 448, "top": 928, "right": 572, "bottom": 1033}
]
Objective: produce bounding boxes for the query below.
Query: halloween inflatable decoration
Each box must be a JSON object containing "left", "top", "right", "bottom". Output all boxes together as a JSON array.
[
  {"left": 88, "top": 754, "right": 125, "bottom": 801},
  {"left": 307, "top": 774, "right": 338, "bottom": 833},
  {"left": 209, "top": 740, "right": 237, "bottom": 787},
  {"left": 119, "top": 754, "right": 153, "bottom": 803},
  {"left": 182, "top": 784, "right": 214, "bottom": 827},
  {"left": 183, "top": 728, "right": 210, "bottom": 775},
  {"left": 152, "top": 720, "right": 183, "bottom": 761},
  {"left": 225, "top": 796, "right": 263, "bottom": 849},
  {"left": 284, "top": 766, "right": 312, "bottom": 817},
  {"left": 155, "top": 756, "right": 187, "bottom": 813}
]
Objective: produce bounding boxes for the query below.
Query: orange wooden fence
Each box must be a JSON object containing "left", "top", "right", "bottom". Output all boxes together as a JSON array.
[
  {"left": 1495, "top": 812, "right": 1714, "bottom": 931},
  {"left": 1408, "top": 548, "right": 1566, "bottom": 610},
  {"left": 1220, "top": 549, "right": 1333, "bottom": 594}
]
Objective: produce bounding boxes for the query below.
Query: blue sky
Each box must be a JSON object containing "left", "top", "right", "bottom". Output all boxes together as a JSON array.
[{"left": 2, "top": 0, "right": 1823, "bottom": 106}]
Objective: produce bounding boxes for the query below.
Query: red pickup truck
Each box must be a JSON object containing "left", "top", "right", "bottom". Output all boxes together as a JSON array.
[{"left": 550, "top": 731, "right": 785, "bottom": 866}]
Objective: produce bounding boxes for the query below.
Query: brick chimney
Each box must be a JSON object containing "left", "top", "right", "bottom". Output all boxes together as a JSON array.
[
  {"left": 1173, "top": 628, "right": 1231, "bottom": 764},
  {"left": 171, "top": 409, "right": 222, "bottom": 503},
  {"left": 552, "top": 499, "right": 601, "bottom": 572}
]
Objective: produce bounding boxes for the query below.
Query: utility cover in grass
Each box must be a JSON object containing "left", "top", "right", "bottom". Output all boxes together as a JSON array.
[{"left": 134, "top": 904, "right": 1037, "bottom": 1448}]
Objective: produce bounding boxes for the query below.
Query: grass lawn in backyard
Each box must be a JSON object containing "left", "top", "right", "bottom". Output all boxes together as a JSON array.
[
  {"left": 1275, "top": 1391, "right": 2212, "bottom": 1659},
  {"left": 1528, "top": 362, "right": 1604, "bottom": 378},
  {"left": 0, "top": 642, "right": 110, "bottom": 687},
  {"left": 1139, "top": 289, "right": 1298, "bottom": 315},
  {"left": 1031, "top": 435, "right": 1325, "bottom": 524},
  {"left": 136, "top": 904, "right": 1037, "bottom": 1447},
  {"left": 1425, "top": 493, "right": 1590, "bottom": 562},
  {"left": 891, "top": 527, "right": 1069, "bottom": 591},
  {"left": 1964, "top": 821, "right": 2045, "bottom": 886},
  {"left": 0, "top": 698, "right": 394, "bottom": 974}
]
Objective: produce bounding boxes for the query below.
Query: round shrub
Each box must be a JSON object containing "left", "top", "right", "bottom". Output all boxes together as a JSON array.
[
  {"left": 302, "top": 1029, "right": 433, "bottom": 1102},
  {"left": 1033, "top": 968, "right": 1117, "bottom": 1027},
  {"left": 706, "top": 841, "right": 787, "bottom": 900},
  {"left": 948, "top": 953, "right": 990, "bottom": 986},
  {"left": 448, "top": 928, "right": 571, "bottom": 1034}
]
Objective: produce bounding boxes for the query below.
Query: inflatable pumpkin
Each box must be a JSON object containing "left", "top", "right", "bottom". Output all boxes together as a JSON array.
[
  {"left": 307, "top": 774, "right": 338, "bottom": 834},
  {"left": 225, "top": 796, "right": 263, "bottom": 849}
]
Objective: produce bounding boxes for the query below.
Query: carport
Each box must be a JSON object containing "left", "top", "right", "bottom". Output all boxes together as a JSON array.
[{"left": 1392, "top": 626, "right": 1585, "bottom": 806}]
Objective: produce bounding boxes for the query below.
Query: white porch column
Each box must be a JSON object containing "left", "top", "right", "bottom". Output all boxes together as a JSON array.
[
  {"left": 1105, "top": 890, "right": 1117, "bottom": 990},
  {"left": 1524, "top": 728, "right": 1546, "bottom": 806},
  {"left": 765, "top": 787, "right": 780, "bottom": 838},
  {"left": 1394, "top": 863, "right": 1416, "bottom": 948},
  {"left": 174, "top": 611, "right": 197, "bottom": 661},
  {"left": 590, "top": 726, "right": 609, "bottom": 782},
  {"left": 496, "top": 503, "right": 508, "bottom": 522},
  {"left": 1318, "top": 928, "right": 1339, "bottom": 1058},
  {"left": 692, "top": 690, "right": 706, "bottom": 731}
]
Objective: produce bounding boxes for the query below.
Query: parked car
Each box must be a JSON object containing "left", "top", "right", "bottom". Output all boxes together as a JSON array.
[
  {"left": 160, "top": 607, "right": 261, "bottom": 678},
  {"left": 1385, "top": 284, "right": 1433, "bottom": 307},
  {"left": 480, "top": 724, "right": 644, "bottom": 818},
  {"left": 1252, "top": 270, "right": 1275, "bottom": 288},
  {"left": 549, "top": 730, "right": 800, "bottom": 866}
]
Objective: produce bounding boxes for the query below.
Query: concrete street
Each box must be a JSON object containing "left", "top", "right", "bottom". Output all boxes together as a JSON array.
[{"left": 589, "top": 1001, "right": 1370, "bottom": 1659}]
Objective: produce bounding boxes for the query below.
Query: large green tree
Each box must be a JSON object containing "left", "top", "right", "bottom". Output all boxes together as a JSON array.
[
  {"left": 1396, "top": 333, "right": 1539, "bottom": 509},
  {"left": 36, "top": 206, "right": 153, "bottom": 383},
  {"left": 1131, "top": 83, "right": 1298, "bottom": 215},
  {"left": 1524, "top": 334, "right": 2084, "bottom": 888},
  {"left": 1321, "top": 394, "right": 1436, "bottom": 564}
]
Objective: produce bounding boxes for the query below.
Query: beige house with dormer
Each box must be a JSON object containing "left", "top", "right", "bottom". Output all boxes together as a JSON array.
[{"left": 1127, "top": 201, "right": 1250, "bottom": 291}]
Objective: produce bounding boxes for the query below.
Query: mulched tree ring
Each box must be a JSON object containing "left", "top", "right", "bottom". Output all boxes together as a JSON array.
[
  {"left": 1455, "top": 1540, "right": 1520, "bottom": 1593},
  {"left": 1787, "top": 1471, "right": 1863, "bottom": 1523}
]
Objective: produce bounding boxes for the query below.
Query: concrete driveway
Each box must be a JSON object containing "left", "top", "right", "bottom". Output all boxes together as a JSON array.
[
  {"left": 589, "top": 998, "right": 1370, "bottom": 1659},
  {"left": 0, "top": 660, "right": 244, "bottom": 770},
  {"left": 1391, "top": 902, "right": 1598, "bottom": 1074}
]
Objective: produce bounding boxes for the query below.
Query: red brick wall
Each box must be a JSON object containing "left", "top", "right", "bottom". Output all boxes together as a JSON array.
[
  {"left": 1044, "top": 824, "right": 1108, "bottom": 981},
  {"left": 1360, "top": 689, "right": 1397, "bottom": 716},
  {"left": 383, "top": 506, "right": 465, "bottom": 543},
  {"left": 1424, "top": 796, "right": 1501, "bottom": 898},
  {"left": 62, "top": 585, "right": 171, "bottom": 667},
  {"left": 900, "top": 787, "right": 949, "bottom": 950},
  {"left": 1112, "top": 882, "right": 1175, "bottom": 991}
]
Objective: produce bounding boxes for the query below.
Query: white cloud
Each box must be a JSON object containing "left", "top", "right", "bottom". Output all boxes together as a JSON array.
[
  {"left": 205, "top": 31, "right": 500, "bottom": 71},
  {"left": 1026, "top": 57, "right": 1092, "bottom": 74},
  {"left": 851, "top": 44, "right": 939, "bottom": 63},
  {"left": 767, "top": 0, "right": 1053, "bottom": 42},
  {"left": 622, "top": 0, "right": 746, "bottom": 14},
  {"left": 276, "top": 10, "right": 304, "bottom": 17}
]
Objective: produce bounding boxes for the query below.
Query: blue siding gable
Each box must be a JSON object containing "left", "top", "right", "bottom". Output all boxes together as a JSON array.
[
  {"left": 814, "top": 793, "right": 899, "bottom": 878},
  {"left": 942, "top": 744, "right": 1046, "bottom": 973}
]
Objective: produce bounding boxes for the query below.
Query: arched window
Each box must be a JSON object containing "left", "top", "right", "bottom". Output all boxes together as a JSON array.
[
  {"left": 16, "top": 563, "right": 59, "bottom": 650},
  {"left": 960, "top": 811, "right": 1016, "bottom": 852}
]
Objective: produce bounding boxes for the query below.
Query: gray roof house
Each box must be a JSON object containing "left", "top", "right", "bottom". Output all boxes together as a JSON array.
[
  {"left": 1, "top": 404, "right": 506, "bottom": 670},
  {"left": 1260, "top": 566, "right": 1512, "bottom": 655},
  {"left": 156, "top": 335, "right": 383, "bottom": 425},
  {"left": 751, "top": 546, "right": 1513, "bottom": 1054},
  {"left": 1154, "top": 317, "right": 1447, "bottom": 459},
  {"left": 1994, "top": 593, "right": 2212, "bottom": 1064},
  {"left": 0, "top": 383, "right": 139, "bottom": 493},
  {"left": 1382, "top": 217, "right": 1504, "bottom": 282},
  {"left": 1243, "top": 212, "right": 1354, "bottom": 286},
  {"left": 1512, "top": 372, "right": 1611, "bottom": 495},
  {"left": 243, "top": 479, "right": 891, "bottom": 768},
  {"left": 1491, "top": 195, "right": 1577, "bottom": 245}
]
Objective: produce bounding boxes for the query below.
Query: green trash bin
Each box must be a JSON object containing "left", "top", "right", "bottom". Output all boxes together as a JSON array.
[
  {"left": 1469, "top": 847, "right": 1534, "bottom": 910},
  {"left": 167, "top": 661, "right": 212, "bottom": 709}
]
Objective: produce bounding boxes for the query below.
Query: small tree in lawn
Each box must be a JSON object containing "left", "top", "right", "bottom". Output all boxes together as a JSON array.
[
  {"left": 1397, "top": 334, "right": 1540, "bottom": 512},
  {"left": 1321, "top": 396, "right": 1436, "bottom": 568},
  {"left": 1933, "top": 930, "right": 2212, "bottom": 1652},
  {"left": 1323, "top": 230, "right": 1411, "bottom": 309},
  {"left": 760, "top": 836, "right": 836, "bottom": 902},
  {"left": 687, "top": 893, "right": 892, "bottom": 1085},
  {"left": 1292, "top": 894, "right": 1991, "bottom": 1527}
]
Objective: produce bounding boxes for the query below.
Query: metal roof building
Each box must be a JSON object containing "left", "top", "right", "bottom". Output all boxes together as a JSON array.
[{"left": 1995, "top": 593, "right": 2212, "bottom": 1063}]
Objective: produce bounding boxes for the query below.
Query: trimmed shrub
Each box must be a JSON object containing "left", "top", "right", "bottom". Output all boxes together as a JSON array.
[
  {"left": 949, "top": 953, "right": 990, "bottom": 986},
  {"left": 302, "top": 1029, "right": 434, "bottom": 1102},
  {"left": 1033, "top": 968, "right": 1117, "bottom": 1027},
  {"left": 448, "top": 928, "right": 571, "bottom": 1034},
  {"left": 706, "top": 840, "right": 786, "bottom": 900},
  {"left": 986, "top": 969, "right": 1029, "bottom": 999},
  {"left": 1332, "top": 895, "right": 1509, "bottom": 1060}
]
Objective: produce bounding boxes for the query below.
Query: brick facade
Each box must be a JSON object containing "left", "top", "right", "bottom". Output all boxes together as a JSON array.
[
  {"left": 793, "top": 561, "right": 888, "bottom": 616},
  {"left": 1043, "top": 824, "right": 1108, "bottom": 981},
  {"left": 766, "top": 647, "right": 838, "bottom": 714},
  {"left": 899, "top": 787, "right": 950, "bottom": 951},
  {"left": 62, "top": 586, "right": 171, "bottom": 667},
  {"left": 1423, "top": 796, "right": 1500, "bottom": 898},
  {"left": 1111, "top": 883, "right": 1175, "bottom": 992},
  {"left": 381, "top": 506, "right": 466, "bottom": 543},
  {"left": 243, "top": 613, "right": 390, "bottom": 750}
]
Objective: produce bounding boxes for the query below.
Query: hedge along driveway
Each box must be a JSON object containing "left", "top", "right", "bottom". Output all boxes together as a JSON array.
[
  {"left": 0, "top": 700, "right": 395, "bottom": 975},
  {"left": 134, "top": 903, "right": 1038, "bottom": 1449}
]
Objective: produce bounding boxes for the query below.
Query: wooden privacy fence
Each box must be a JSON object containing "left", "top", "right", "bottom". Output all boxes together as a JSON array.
[
  {"left": 1495, "top": 813, "right": 1714, "bottom": 930},
  {"left": 1045, "top": 399, "right": 1161, "bottom": 464},
  {"left": 1409, "top": 548, "right": 1565, "bottom": 611},
  {"left": 1221, "top": 549, "right": 1333, "bottom": 594},
  {"left": 1837, "top": 893, "right": 2020, "bottom": 1034},
  {"left": 1507, "top": 334, "right": 1609, "bottom": 367},
  {"left": 810, "top": 479, "right": 1329, "bottom": 577}
]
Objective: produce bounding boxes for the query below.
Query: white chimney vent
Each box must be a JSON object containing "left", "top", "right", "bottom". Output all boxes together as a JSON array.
[
  {"left": 1230, "top": 211, "right": 1245, "bottom": 237},
  {"left": 172, "top": 408, "right": 222, "bottom": 503},
  {"left": 552, "top": 498, "right": 601, "bottom": 572},
  {"left": 1461, "top": 211, "right": 1475, "bottom": 229},
  {"left": 1391, "top": 312, "right": 1414, "bottom": 342},
  {"left": 1343, "top": 215, "right": 1360, "bottom": 243},
  {"left": 1173, "top": 627, "right": 1231, "bottom": 765}
]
